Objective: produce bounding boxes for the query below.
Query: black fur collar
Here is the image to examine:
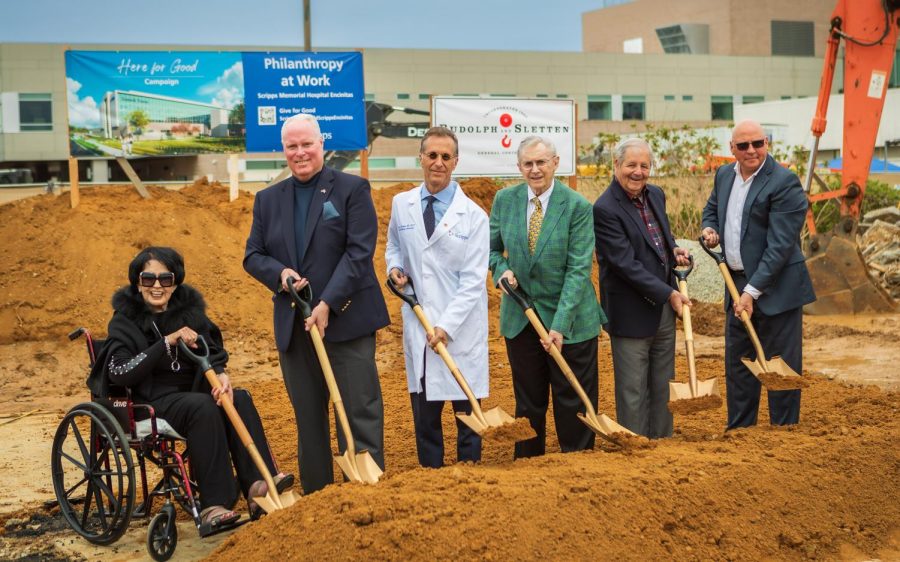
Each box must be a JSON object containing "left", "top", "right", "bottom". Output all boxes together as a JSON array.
[{"left": 111, "top": 284, "right": 209, "bottom": 337}]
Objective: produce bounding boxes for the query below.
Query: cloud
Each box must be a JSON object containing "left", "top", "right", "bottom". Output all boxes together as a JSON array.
[
  {"left": 198, "top": 61, "right": 244, "bottom": 109},
  {"left": 66, "top": 77, "right": 101, "bottom": 129}
]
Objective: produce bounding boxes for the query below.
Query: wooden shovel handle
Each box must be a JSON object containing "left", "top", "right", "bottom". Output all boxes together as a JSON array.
[
  {"left": 677, "top": 279, "right": 700, "bottom": 396},
  {"left": 307, "top": 325, "right": 358, "bottom": 460},
  {"left": 716, "top": 263, "right": 769, "bottom": 372},
  {"left": 202, "top": 368, "right": 281, "bottom": 508},
  {"left": 522, "top": 308, "right": 598, "bottom": 419},
  {"left": 410, "top": 305, "right": 488, "bottom": 425}
]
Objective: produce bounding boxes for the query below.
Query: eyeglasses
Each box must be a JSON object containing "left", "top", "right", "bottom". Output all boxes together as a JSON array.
[
  {"left": 139, "top": 272, "right": 176, "bottom": 288},
  {"left": 422, "top": 152, "right": 456, "bottom": 162},
  {"left": 733, "top": 139, "right": 766, "bottom": 151},
  {"left": 520, "top": 159, "right": 553, "bottom": 170}
]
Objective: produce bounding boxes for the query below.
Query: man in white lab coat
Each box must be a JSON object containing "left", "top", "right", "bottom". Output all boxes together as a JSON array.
[{"left": 386, "top": 126, "right": 490, "bottom": 467}]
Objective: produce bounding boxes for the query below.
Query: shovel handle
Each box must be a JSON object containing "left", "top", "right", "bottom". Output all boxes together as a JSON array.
[
  {"left": 385, "top": 276, "right": 419, "bottom": 308},
  {"left": 698, "top": 245, "right": 771, "bottom": 373},
  {"left": 673, "top": 254, "right": 694, "bottom": 282},
  {"left": 677, "top": 278, "right": 699, "bottom": 396},
  {"left": 500, "top": 278, "right": 599, "bottom": 420},
  {"left": 178, "top": 336, "right": 282, "bottom": 508},
  {"left": 285, "top": 278, "right": 362, "bottom": 463}
]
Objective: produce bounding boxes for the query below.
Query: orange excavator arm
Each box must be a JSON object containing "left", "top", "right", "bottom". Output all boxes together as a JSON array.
[{"left": 803, "top": 0, "right": 899, "bottom": 314}]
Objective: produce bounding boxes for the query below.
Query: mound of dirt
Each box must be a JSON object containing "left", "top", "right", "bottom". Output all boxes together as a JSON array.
[{"left": 0, "top": 179, "right": 897, "bottom": 561}]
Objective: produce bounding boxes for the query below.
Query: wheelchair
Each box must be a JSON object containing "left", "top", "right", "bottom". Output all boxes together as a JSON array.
[{"left": 50, "top": 327, "right": 237, "bottom": 561}]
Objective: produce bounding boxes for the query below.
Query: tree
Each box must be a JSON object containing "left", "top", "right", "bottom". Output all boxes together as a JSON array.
[
  {"left": 127, "top": 110, "right": 150, "bottom": 139},
  {"left": 229, "top": 102, "right": 245, "bottom": 125}
]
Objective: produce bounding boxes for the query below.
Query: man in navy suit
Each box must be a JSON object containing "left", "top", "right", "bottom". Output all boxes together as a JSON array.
[
  {"left": 594, "top": 138, "right": 691, "bottom": 438},
  {"left": 244, "top": 113, "right": 389, "bottom": 494},
  {"left": 701, "top": 120, "right": 815, "bottom": 429}
]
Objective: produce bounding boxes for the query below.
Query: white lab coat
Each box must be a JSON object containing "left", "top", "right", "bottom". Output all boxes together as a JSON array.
[{"left": 385, "top": 182, "right": 489, "bottom": 401}]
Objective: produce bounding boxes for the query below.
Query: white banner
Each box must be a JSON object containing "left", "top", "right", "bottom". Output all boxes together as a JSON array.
[{"left": 431, "top": 97, "right": 575, "bottom": 177}]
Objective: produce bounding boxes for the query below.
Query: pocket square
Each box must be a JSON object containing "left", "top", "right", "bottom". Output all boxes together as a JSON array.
[{"left": 322, "top": 201, "right": 340, "bottom": 221}]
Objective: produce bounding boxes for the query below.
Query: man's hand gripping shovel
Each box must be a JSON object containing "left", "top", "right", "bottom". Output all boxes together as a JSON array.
[
  {"left": 698, "top": 236, "right": 808, "bottom": 390},
  {"left": 286, "top": 278, "right": 383, "bottom": 485},
  {"left": 386, "top": 277, "right": 535, "bottom": 443},
  {"left": 499, "top": 278, "right": 648, "bottom": 449},
  {"left": 178, "top": 337, "right": 298, "bottom": 514},
  {"left": 667, "top": 255, "right": 724, "bottom": 414}
]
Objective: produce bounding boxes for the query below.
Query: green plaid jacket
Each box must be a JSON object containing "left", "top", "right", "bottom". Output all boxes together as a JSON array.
[{"left": 489, "top": 180, "right": 605, "bottom": 343}]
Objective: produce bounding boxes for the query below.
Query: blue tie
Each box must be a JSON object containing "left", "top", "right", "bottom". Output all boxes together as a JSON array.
[{"left": 424, "top": 196, "right": 436, "bottom": 239}]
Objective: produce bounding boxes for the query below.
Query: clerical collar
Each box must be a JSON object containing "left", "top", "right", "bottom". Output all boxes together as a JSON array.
[{"left": 291, "top": 170, "right": 322, "bottom": 189}]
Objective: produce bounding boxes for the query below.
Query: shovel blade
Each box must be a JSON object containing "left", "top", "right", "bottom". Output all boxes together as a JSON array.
[
  {"left": 577, "top": 411, "right": 634, "bottom": 437},
  {"left": 456, "top": 406, "right": 517, "bottom": 436},
  {"left": 252, "top": 490, "right": 299, "bottom": 514},
  {"left": 668, "top": 377, "right": 721, "bottom": 401},
  {"left": 742, "top": 356, "right": 808, "bottom": 390},
  {"left": 335, "top": 450, "right": 383, "bottom": 485}
]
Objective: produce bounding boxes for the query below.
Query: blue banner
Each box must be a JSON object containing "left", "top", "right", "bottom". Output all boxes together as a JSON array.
[{"left": 242, "top": 51, "right": 367, "bottom": 152}]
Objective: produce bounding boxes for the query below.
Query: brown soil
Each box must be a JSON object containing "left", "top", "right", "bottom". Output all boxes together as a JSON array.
[
  {"left": 667, "top": 394, "right": 724, "bottom": 415},
  {"left": 0, "top": 180, "right": 898, "bottom": 561}
]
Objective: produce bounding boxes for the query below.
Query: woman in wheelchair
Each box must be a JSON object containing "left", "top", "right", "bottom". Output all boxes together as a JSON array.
[{"left": 98, "top": 246, "right": 293, "bottom": 532}]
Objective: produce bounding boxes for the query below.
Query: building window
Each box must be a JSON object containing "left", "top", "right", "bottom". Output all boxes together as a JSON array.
[
  {"left": 772, "top": 21, "right": 814, "bottom": 56},
  {"left": 587, "top": 95, "right": 612, "bottom": 120},
  {"left": 536, "top": 93, "right": 549, "bottom": 98},
  {"left": 682, "top": 95, "right": 694, "bottom": 101},
  {"left": 622, "top": 95, "right": 645, "bottom": 120},
  {"left": 19, "top": 93, "right": 52, "bottom": 131},
  {"left": 364, "top": 93, "right": 375, "bottom": 101},
  {"left": 664, "top": 95, "right": 675, "bottom": 101},
  {"left": 418, "top": 94, "right": 430, "bottom": 100},
  {"left": 397, "top": 93, "right": 410, "bottom": 100},
  {"left": 781, "top": 95, "right": 792, "bottom": 100},
  {"left": 556, "top": 94, "right": 569, "bottom": 98},
  {"left": 742, "top": 96, "right": 764, "bottom": 104},
  {"left": 711, "top": 96, "right": 733, "bottom": 120}
]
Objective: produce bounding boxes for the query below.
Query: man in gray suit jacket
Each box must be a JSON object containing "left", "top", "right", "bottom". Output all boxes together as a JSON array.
[{"left": 701, "top": 120, "right": 815, "bottom": 429}]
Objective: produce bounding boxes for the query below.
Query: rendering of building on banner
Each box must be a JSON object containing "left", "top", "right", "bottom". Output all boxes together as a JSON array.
[{"left": 100, "top": 90, "right": 231, "bottom": 140}]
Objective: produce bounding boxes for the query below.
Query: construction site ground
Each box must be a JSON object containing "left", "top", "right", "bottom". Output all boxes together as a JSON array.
[{"left": 0, "top": 181, "right": 897, "bottom": 561}]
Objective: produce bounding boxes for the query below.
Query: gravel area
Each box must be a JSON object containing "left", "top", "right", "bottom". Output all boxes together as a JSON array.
[{"left": 675, "top": 238, "right": 725, "bottom": 304}]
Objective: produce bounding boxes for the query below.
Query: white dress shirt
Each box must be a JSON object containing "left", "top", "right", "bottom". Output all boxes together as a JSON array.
[
  {"left": 724, "top": 158, "right": 765, "bottom": 299},
  {"left": 526, "top": 182, "right": 554, "bottom": 230}
]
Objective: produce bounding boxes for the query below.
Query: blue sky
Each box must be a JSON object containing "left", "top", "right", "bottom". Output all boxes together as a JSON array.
[{"left": 1, "top": 0, "right": 608, "bottom": 52}]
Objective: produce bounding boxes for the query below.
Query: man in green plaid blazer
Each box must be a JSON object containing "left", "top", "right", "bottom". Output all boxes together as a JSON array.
[{"left": 489, "top": 136, "right": 606, "bottom": 458}]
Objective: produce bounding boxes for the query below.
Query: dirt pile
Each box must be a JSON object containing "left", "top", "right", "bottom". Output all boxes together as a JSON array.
[{"left": 0, "top": 179, "right": 898, "bottom": 561}]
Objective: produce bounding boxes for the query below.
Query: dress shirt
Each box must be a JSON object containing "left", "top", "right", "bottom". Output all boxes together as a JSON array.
[
  {"left": 724, "top": 158, "right": 765, "bottom": 299},
  {"left": 526, "top": 182, "right": 554, "bottom": 231},
  {"left": 421, "top": 181, "right": 457, "bottom": 226}
]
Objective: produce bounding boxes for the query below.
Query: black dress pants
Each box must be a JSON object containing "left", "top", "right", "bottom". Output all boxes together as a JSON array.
[
  {"left": 725, "top": 272, "right": 802, "bottom": 429},
  {"left": 151, "top": 388, "right": 277, "bottom": 509},
  {"left": 505, "top": 323, "right": 598, "bottom": 458},
  {"left": 279, "top": 318, "right": 384, "bottom": 495}
]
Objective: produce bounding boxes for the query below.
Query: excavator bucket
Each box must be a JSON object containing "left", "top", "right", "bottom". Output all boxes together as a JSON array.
[{"left": 804, "top": 231, "right": 896, "bottom": 315}]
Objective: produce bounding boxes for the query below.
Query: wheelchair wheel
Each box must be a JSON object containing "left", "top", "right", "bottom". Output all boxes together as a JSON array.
[
  {"left": 147, "top": 503, "right": 177, "bottom": 561},
  {"left": 51, "top": 402, "right": 135, "bottom": 545}
]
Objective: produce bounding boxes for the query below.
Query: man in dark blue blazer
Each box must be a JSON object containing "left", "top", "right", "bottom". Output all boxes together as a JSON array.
[
  {"left": 594, "top": 138, "right": 691, "bottom": 438},
  {"left": 701, "top": 120, "right": 815, "bottom": 430},
  {"left": 244, "top": 113, "right": 390, "bottom": 494}
]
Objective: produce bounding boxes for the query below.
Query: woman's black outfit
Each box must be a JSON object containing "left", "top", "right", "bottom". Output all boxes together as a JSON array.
[{"left": 88, "top": 284, "right": 278, "bottom": 510}]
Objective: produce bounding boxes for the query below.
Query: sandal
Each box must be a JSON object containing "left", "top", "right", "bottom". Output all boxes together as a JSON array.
[
  {"left": 248, "top": 473, "right": 295, "bottom": 520},
  {"left": 198, "top": 505, "right": 241, "bottom": 537}
]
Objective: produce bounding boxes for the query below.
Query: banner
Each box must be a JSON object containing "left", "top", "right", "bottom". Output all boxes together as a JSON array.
[
  {"left": 431, "top": 97, "right": 575, "bottom": 177},
  {"left": 64, "top": 50, "right": 367, "bottom": 159},
  {"left": 242, "top": 51, "right": 367, "bottom": 152},
  {"left": 65, "top": 51, "right": 245, "bottom": 158}
]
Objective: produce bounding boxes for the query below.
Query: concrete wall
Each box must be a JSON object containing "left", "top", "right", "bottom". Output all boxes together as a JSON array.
[{"left": 582, "top": 0, "right": 834, "bottom": 57}]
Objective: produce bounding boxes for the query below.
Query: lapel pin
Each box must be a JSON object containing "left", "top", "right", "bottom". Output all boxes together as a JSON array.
[{"left": 320, "top": 189, "right": 326, "bottom": 194}]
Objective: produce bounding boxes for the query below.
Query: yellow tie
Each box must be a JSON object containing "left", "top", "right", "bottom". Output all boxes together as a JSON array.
[{"left": 528, "top": 197, "right": 543, "bottom": 254}]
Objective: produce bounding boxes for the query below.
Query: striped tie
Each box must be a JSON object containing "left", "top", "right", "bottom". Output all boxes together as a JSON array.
[{"left": 528, "top": 197, "right": 543, "bottom": 254}]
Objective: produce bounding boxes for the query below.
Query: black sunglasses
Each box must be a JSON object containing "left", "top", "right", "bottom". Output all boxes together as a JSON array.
[
  {"left": 422, "top": 151, "right": 456, "bottom": 162},
  {"left": 734, "top": 139, "right": 766, "bottom": 151},
  {"left": 139, "top": 272, "right": 176, "bottom": 288}
]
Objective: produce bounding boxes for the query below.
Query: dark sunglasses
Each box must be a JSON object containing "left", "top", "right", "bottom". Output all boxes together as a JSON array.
[
  {"left": 734, "top": 139, "right": 766, "bottom": 151},
  {"left": 422, "top": 151, "right": 456, "bottom": 162},
  {"left": 139, "top": 272, "right": 176, "bottom": 288}
]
